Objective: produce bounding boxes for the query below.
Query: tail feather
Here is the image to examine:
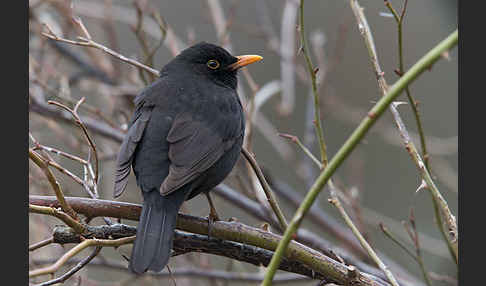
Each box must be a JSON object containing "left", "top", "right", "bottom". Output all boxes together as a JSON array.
[{"left": 129, "top": 189, "right": 188, "bottom": 274}]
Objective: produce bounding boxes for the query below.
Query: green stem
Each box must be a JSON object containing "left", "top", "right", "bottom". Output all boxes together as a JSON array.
[
  {"left": 260, "top": 29, "right": 458, "bottom": 286},
  {"left": 299, "top": 0, "right": 328, "bottom": 166}
]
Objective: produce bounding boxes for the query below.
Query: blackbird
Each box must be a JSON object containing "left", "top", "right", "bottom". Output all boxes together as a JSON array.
[{"left": 113, "top": 42, "right": 262, "bottom": 274}]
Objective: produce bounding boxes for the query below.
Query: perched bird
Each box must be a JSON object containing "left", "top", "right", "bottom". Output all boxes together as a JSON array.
[{"left": 113, "top": 42, "right": 262, "bottom": 274}]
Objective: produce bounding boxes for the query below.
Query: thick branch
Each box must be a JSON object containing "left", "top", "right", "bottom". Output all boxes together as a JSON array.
[
  {"left": 50, "top": 224, "right": 322, "bottom": 281},
  {"left": 30, "top": 195, "right": 388, "bottom": 286}
]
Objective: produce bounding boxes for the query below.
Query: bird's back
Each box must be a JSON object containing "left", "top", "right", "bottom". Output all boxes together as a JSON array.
[{"left": 131, "top": 71, "right": 245, "bottom": 195}]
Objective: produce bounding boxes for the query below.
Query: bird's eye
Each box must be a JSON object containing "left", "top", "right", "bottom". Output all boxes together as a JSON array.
[{"left": 207, "top": 59, "right": 220, "bottom": 69}]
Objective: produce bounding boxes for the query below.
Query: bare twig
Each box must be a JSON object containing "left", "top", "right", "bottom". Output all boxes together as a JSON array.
[
  {"left": 349, "top": 0, "right": 457, "bottom": 264},
  {"left": 42, "top": 20, "right": 160, "bottom": 76},
  {"left": 47, "top": 98, "right": 100, "bottom": 186},
  {"left": 403, "top": 209, "right": 433, "bottom": 286},
  {"left": 29, "top": 94, "right": 125, "bottom": 143},
  {"left": 278, "top": 133, "right": 322, "bottom": 168},
  {"left": 29, "top": 237, "right": 134, "bottom": 278},
  {"left": 34, "top": 246, "right": 102, "bottom": 286},
  {"left": 328, "top": 196, "right": 399, "bottom": 286},
  {"left": 379, "top": 222, "right": 432, "bottom": 286},
  {"left": 32, "top": 143, "right": 87, "bottom": 165},
  {"left": 241, "top": 148, "right": 288, "bottom": 230},
  {"left": 132, "top": 0, "right": 165, "bottom": 83},
  {"left": 298, "top": 0, "right": 328, "bottom": 166},
  {"left": 29, "top": 149, "right": 79, "bottom": 221},
  {"left": 29, "top": 204, "right": 86, "bottom": 234},
  {"left": 29, "top": 237, "right": 54, "bottom": 252},
  {"left": 384, "top": 0, "right": 430, "bottom": 171}
]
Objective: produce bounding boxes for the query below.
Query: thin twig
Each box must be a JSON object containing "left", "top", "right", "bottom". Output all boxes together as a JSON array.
[
  {"left": 30, "top": 139, "right": 88, "bottom": 165},
  {"left": 379, "top": 223, "right": 416, "bottom": 262},
  {"left": 241, "top": 148, "right": 288, "bottom": 230},
  {"left": 403, "top": 210, "right": 433, "bottom": 286},
  {"left": 29, "top": 204, "right": 86, "bottom": 234},
  {"left": 29, "top": 237, "right": 135, "bottom": 278},
  {"left": 48, "top": 92, "right": 124, "bottom": 132},
  {"left": 392, "top": 101, "right": 458, "bottom": 263},
  {"left": 42, "top": 21, "right": 160, "bottom": 77},
  {"left": 29, "top": 237, "right": 55, "bottom": 252},
  {"left": 381, "top": 218, "right": 433, "bottom": 286},
  {"left": 29, "top": 149, "right": 79, "bottom": 221},
  {"left": 298, "top": 0, "right": 328, "bottom": 166},
  {"left": 385, "top": 0, "right": 430, "bottom": 171},
  {"left": 47, "top": 98, "right": 100, "bottom": 185},
  {"left": 29, "top": 133, "right": 93, "bottom": 194},
  {"left": 327, "top": 194, "right": 398, "bottom": 286},
  {"left": 34, "top": 246, "right": 102, "bottom": 286},
  {"left": 278, "top": 133, "right": 322, "bottom": 168}
]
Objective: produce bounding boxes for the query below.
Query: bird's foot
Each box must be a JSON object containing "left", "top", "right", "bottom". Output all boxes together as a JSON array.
[{"left": 207, "top": 209, "right": 220, "bottom": 239}]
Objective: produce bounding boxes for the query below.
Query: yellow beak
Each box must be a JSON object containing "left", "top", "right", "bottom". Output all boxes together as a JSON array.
[{"left": 229, "top": 55, "right": 263, "bottom": 70}]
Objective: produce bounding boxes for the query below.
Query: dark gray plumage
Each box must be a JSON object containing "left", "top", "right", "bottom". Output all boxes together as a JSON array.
[{"left": 114, "top": 42, "right": 261, "bottom": 274}]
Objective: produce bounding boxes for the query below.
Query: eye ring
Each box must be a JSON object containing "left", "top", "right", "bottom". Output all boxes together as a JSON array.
[{"left": 207, "top": 59, "right": 220, "bottom": 70}]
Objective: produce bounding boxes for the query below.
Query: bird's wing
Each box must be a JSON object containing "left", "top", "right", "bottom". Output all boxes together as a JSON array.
[
  {"left": 113, "top": 92, "right": 153, "bottom": 198},
  {"left": 160, "top": 112, "right": 238, "bottom": 196}
]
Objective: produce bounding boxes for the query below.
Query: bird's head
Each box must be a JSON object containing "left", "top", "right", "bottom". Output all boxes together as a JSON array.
[{"left": 168, "top": 42, "right": 262, "bottom": 89}]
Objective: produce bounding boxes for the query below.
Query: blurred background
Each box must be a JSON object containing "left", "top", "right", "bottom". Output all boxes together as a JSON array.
[{"left": 29, "top": 0, "right": 457, "bottom": 285}]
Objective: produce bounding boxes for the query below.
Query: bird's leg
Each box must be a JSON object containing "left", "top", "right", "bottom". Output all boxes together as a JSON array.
[{"left": 205, "top": 192, "right": 220, "bottom": 237}]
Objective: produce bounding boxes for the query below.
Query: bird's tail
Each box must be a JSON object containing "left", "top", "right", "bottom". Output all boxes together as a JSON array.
[{"left": 129, "top": 189, "right": 188, "bottom": 274}]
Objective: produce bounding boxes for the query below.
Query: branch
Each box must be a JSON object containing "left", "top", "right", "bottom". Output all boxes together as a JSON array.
[
  {"left": 42, "top": 19, "right": 160, "bottom": 77},
  {"left": 48, "top": 224, "right": 321, "bottom": 282},
  {"left": 214, "top": 184, "right": 421, "bottom": 286},
  {"left": 29, "top": 204, "right": 86, "bottom": 234},
  {"left": 261, "top": 27, "right": 459, "bottom": 285},
  {"left": 384, "top": 0, "right": 430, "bottom": 171},
  {"left": 298, "top": 5, "right": 393, "bottom": 286},
  {"left": 350, "top": 0, "right": 458, "bottom": 263},
  {"left": 29, "top": 237, "right": 54, "bottom": 252},
  {"left": 29, "top": 94, "right": 125, "bottom": 143},
  {"left": 28, "top": 149, "right": 79, "bottom": 222},
  {"left": 298, "top": 0, "right": 328, "bottom": 165},
  {"left": 48, "top": 98, "right": 100, "bottom": 186},
  {"left": 29, "top": 195, "right": 389, "bottom": 286},
  {"left": 29, "top": 237, "right": 131, "bottom": 278},
  {"left": 33, "top": 246, "right": 102, "bottom": 286}
]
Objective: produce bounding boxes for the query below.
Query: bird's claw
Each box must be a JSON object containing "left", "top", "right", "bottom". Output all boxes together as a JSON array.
[{"left": 207, "top": 208, "right": 220, "bottom": 238}]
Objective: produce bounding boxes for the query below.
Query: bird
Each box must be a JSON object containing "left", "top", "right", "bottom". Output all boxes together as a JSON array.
[{"left": 113, "top": 42, "right": 262, "bottom": 274}]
